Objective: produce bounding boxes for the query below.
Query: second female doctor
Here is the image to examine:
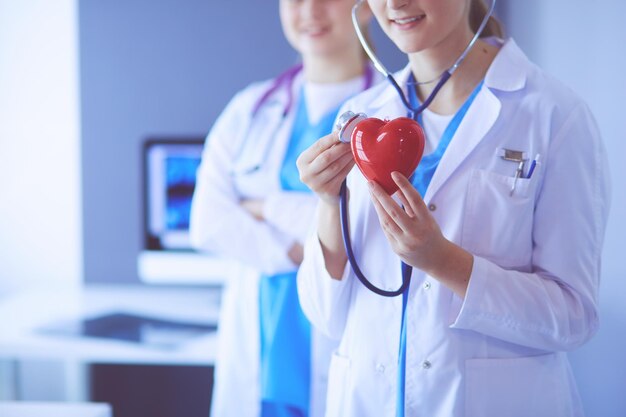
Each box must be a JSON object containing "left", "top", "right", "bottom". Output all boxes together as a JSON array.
[
  {"left": 296, "top": 0, "right": 610, "bottom": 416},
  {"left": 189, "top": 1, "right": 379, "bottom": 416}
]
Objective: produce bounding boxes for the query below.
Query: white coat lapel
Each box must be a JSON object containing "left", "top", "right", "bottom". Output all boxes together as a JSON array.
[
  {"left": 424, "top": 38, "right": 529, "bottom": 201},
  {"left": 423, "top": 88, "right": 501, "bottom": 201},
  {"left": 232, "top": 93, "right": 291, "bottom": 176}
]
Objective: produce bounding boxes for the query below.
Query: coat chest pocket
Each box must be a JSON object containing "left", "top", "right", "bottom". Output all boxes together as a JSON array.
[{"left": 461, "top": 169, "right": 539, "bottom": 268}]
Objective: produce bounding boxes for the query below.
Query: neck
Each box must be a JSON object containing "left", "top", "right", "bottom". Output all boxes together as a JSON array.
[
  {"left": 408, "top": 32, "right": 497, "bottom": 114},
  {"left": 302, "top": 49, "right": 365, "bottom": 84}
]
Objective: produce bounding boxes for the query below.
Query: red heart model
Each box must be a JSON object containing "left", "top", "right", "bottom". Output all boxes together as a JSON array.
[{"left": 351, "top": 117, "right": 425, "bottom": 194}]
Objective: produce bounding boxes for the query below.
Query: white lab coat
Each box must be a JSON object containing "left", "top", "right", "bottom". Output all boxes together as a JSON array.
[
  {"left": 297, "top": 38, "right": 611, "bottom": 417},
  {"left": 190, "top": 70, "right": 379, "bottom": 417}
]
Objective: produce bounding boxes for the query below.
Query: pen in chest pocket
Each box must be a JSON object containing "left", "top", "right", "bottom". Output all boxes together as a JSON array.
[
  {"left": 497, "top": 148, "right": 528, "bottom": 196},
  {"left": 510, "top": 160, "right": 525, "bottom": 196},
  {"left": 526, "top": 154, "right": 541, "bottom": 179}
]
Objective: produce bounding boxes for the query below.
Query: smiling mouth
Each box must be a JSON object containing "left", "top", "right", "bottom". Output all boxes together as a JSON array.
[
  {"left": 391, "top": 15, "right": 425, "bottom": 25},
  {"left": 303, "top": 26, "right": 329, "bottom": 37}
]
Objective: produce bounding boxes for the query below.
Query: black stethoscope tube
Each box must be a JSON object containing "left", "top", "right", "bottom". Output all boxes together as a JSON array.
[
  {"left": 337, "top": 69, "right": 452, "bottom": 297},
  {"left": 340, "top": 180, "right": 413, "bottom": 297},
  {"left": 387, "top": 71, "right": 452, "bottom": 120}
]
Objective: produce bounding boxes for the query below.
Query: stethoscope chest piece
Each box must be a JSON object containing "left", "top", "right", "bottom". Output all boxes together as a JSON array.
[{"left": 336, "top": 110, "right": 368, "bottom": 144}]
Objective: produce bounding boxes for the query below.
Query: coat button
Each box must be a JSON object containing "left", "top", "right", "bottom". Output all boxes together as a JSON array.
[
  {"left": 376, "top": 363, "right": 385, "bottom": 373},
  {"left": 428, "top": 203, "right": 437, "bottom": 212},
  {"left": 423, "top": 281, "right": 431, "bottom": 290},
  {"left": 422, "top": 360, "right": 432, "bottom": 370}
]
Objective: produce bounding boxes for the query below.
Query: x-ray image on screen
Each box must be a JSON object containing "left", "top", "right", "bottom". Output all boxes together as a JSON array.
[
  {"left": 143, "top": 138, "right": 205, "bottom": 250},
  {"left": 165, "top": 156, "right": 201, "bottom": 231}
]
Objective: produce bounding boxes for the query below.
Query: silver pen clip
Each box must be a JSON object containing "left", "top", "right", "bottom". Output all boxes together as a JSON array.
[
  {"left": 510, "top": 160, "right": 525, "bottom": 196},
  {"left": 497, "top": 148, "right": 527, "bottom": 196}
]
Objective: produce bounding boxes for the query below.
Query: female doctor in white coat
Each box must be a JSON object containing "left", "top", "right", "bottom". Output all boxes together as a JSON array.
[
  {"left": 296, "top": 0, "right": 611, "bottom": 416},
  {"left": 189, "top": 1, "right": 379, "bottom": 416}
]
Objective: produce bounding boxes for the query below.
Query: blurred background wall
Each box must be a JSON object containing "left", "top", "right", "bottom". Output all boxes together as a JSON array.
[{"left": 0, "top": 0, "right": 81, "bottom": 294}]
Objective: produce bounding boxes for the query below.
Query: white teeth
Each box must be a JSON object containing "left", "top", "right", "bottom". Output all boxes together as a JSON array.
[{"left": 394, "top": 16, "right": 422, "bottom": 25}]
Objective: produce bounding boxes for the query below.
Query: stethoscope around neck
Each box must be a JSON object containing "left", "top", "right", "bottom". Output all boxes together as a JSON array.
[{"left": 336, "top": 0, "right": 496, "bottom": 297}]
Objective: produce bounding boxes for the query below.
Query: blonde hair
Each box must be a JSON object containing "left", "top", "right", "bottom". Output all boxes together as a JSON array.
[{"left": 470, "top": 0, "right": 504, "bottom": 39}]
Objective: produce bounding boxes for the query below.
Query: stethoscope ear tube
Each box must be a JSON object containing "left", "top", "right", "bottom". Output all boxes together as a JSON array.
[
  {"left": 352, "top": 0, "right": 495, "bottom": 120},
  {"left": 352, "top": 0, "right": 388, "bottom": 77},
  {"left": 340, "top": 180, "right": 412, "bottom": 297}
]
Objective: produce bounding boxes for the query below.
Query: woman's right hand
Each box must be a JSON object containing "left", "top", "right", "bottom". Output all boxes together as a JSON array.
[
  {"left": 297, "top": 131, "right": 353, "bottom": 278},
  {"left": 296, "top": 131, "right": 355, "bottom": 205}
]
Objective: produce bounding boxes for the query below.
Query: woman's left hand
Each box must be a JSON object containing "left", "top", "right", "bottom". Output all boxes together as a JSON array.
[{"left": 368, "top": 171, "right": 473, "bottom": 297}]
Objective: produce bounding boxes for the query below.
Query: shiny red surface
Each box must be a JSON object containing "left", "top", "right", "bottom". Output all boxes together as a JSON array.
[{"left": 351, "top": 117, "right": 425, "bottom": 194}]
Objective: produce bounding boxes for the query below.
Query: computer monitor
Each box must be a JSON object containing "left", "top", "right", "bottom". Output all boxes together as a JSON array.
[
  {"left": 138, "top": 138, "right": 240, "bottom": 285},
  {"left": 142, "top": 138, "right": 205, "bottom": 251}
]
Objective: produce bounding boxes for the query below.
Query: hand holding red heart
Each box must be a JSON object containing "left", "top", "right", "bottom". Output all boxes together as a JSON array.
[
  {"left": 367, "top": 171, "right": 446, "bottom": 272},
  {"left": 296, "top": 131, "right": 355, "bottom": 206},
  {"left": 298, "top": 115, "right": 425, "bottom": 202},
  {"left": 368, "top": 172, "right": 473, "bottom": 297},
  {"left": 297, "top": 130, "right": 354, "bottom": 277}
]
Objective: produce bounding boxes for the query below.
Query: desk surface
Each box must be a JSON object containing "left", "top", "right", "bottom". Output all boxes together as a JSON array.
[
  {"left": 0, "top": 285, "right": 221, "bottom": 366},
  {"left": 0, "top": 402, "right": 112, "bottom": 417}
]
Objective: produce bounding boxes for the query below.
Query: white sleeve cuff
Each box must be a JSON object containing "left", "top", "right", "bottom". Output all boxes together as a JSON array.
[{"left": 450, "top": 255, "right": 489, "bottom": 330}]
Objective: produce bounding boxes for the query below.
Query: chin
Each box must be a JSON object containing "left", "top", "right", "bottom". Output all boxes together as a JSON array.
[
  {"left": 386, "top": 33, "right": 428, "bottom": 54},
  {"left": 300, "top": 45, "right": 332, "bottom": 57},
  {"left": 394, "top": 40, "right": 426, "bottom": 55},
  {"left": 303, "top": 40, "right": 345, "bottom": 57}
]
